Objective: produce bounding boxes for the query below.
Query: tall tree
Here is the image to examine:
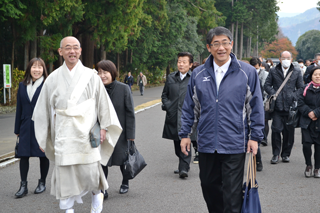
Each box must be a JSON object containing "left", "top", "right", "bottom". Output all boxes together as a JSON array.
[
  {"left": 260, "top": 38, "right": 298, "bottom": 59},
  {"left": 296, "top": 30, "right": 320, "bottom": 60}
]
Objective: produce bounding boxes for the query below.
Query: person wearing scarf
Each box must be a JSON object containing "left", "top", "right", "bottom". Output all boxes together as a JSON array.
[
  {"left": 297, "top": 66, "right": 320, "bottom": 178},
  {"left": 14, "top": 58, "right": 49, "bottom": 198}
]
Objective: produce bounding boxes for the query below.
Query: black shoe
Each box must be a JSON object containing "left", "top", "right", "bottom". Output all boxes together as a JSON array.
[
  {"left": 193, "top": 152, "right": 199, "bottom": 164},
  {"left": 174, "top": 169, "right": 179, "bottom": 174},
  {"left": 270, "top": 155, "right": 279, "bottom": 164},
  {"left": 282, "top": 156, "right": 290, "bottom": 163},
  {"left": 119, "top": 184, "right": 129, "bottom": 194},
  {"left": 15, "top": 181, "right": 28, "bottom": 198},
  {"left": 102, "top": 190, "right": 108, "bottom": 200},
  {"left": 261, "top": 139, "right": 268, "bottom": 146},
  {"left": 34, "top": 179, "right": 46, "bottom": 194},
  {"left": 256, "top": 161, "right": 263, "bottom": 171},
  {"left": 179, "top": 170, "right": 188, "bottom": 179}
]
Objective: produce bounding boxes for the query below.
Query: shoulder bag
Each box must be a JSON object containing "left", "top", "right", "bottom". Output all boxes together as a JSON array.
[
  {"left": 265, "top": 71, "right": 293, "bottom": 112},
  {"left": 241, "top": 153, "right": 262, "bottom": 213},
  {"left": 122, "top": 140, "right": 147, "bottom": 180}
]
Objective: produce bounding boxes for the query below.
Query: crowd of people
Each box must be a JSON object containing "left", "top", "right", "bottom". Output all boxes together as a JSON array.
[{"left": 12, "top": 26, "right": 320, "bottom": 213}]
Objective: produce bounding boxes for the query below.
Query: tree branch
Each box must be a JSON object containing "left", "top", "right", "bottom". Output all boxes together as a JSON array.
[{"left": 185, "top": 0, "right": 207, "bottom": 12}]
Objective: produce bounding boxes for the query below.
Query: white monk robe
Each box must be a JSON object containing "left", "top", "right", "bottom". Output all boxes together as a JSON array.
[{"left": 32, "top": 60, "right": 122, "bottom": 203}]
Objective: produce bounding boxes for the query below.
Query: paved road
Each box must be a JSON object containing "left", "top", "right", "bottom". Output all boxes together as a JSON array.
[
  {"left": 0, "top": 86, "right": 164, "bottom": 156},
  {"left": 1, "top": 85, "right": 320, "bottom": 212}
]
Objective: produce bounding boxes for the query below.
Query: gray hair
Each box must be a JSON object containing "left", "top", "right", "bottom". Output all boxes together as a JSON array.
[
  {"left": 314, "top": 53, "right": 320, "bottom": 59},
  {"left": 206, "top": 27, "right": 233, "bottom": 45},
  {"left": 280, "top": 51, "right": 292, "bottom": 58},
  {"left": 60, "top": 36, "right": 81, "bottom": 48}
]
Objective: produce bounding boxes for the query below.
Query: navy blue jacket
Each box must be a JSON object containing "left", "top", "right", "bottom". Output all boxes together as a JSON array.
[
  {"left": 14, "top": 82, "right": 45, "bottom": 157},
  {"left": 179, "top": 53, "right": 264, "bottom": 154}
]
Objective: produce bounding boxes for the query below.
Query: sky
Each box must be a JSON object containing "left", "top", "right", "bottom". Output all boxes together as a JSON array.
[{"left": 277, "top": 0, "right": 318, "bottom": 13}]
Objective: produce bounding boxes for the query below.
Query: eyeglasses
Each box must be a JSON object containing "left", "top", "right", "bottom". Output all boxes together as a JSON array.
[
  {"left": 210, "top": 41, "right": 232, "bottom": 49},
  {"left": 61, "top": 46, "right": 80, "bottom": 52}
]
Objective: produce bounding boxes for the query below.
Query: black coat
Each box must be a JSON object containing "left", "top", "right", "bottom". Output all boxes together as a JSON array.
[
  {"left": 124, "top": 75, "right": 134, "bottom": 86},
  {"left": 14, "top": 82, "right": 45, "bottom": 157},
  {"left": 303, "top": 64, "right": 316, "bottom": 84},
  {"left": 297, "top": 85, "right": 320, "bottom": 130},
  {"left": 105, "top": 80, "right": 135, "bottom": 166},
  {"left": 265, "top": 63, "right": 304, "bottom": 112},
  {"left": 162, "top": 70, "right": 196, "bottom": 141}
]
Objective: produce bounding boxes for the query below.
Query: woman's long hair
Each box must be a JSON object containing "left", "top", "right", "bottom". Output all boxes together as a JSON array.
[{"left": 22, "top": 58, "right": 48, "bottom": 85}]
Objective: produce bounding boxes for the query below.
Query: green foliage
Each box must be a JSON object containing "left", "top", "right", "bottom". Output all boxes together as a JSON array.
[
  {"left": 40, "top": 34, "right": 63, "bottom": 63},
  {"left": 0, "top": 0, "right": 26, "bottom": 21},
  {"left": 296, "top": 30, "right": 320, "bottom": 60}
]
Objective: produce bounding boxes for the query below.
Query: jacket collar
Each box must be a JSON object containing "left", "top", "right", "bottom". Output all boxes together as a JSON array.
[{"left": 204, "top": 52, "right": 241, "bottom": 75}]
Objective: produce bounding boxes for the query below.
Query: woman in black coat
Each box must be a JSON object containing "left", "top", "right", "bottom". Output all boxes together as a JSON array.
[
  {"left": 14, "top": 58, "right": 49, "bottom": 198},
  {"left": 97, "top": 60, "right": 135, "bottom": 199},
  {"left": 297, "top": 66, "right": 320, "bottom": 178}
]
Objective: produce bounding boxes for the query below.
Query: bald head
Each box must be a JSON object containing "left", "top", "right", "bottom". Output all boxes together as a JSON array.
[
  {"left": 280, "top": 51, "right": 292, "bottom": 59},
  {"left": 60, "top": 36, "right": 81, "bottom": 48},
  {"left": 58, "top": 36, "right": 82, "bottom": 70}
]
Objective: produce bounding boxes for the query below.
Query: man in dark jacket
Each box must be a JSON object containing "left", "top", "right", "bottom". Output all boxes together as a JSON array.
[
  {"left": 161, "top": 52, "right": 196, "bottom": 179},
  {"left": 265, "top": 51, "right": 304, "bottom": 164},
  {"left": 179, "top": 27, "right": 264, "bottom": 213},
  {"left": 303, "top": 53, "right": 320, "bottom": 84},
  {"left": 124, "top": 71, "right": 134, "bottom": 92}
]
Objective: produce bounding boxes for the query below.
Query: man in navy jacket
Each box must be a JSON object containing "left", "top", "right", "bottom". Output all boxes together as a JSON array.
[{"left": 179, "top": 27, "right": 264, "bottom": 213}]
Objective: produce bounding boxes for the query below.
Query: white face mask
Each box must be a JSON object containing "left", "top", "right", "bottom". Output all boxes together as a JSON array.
[
  {"left": 256, "top": 68, "right": 260, "bottom": 73},
  {"left": 281, "top": 59, "right": 291, "bottom": 68},
  {"left": 317, "top": 60, "right": 320, "bottom": 66},
  {"left": 267, "top": 63, "right": 271, "bottom": 66}
]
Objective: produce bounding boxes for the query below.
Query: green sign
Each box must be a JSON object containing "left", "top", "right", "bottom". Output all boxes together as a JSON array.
[{"left": 3, "top": 64, "right": 11, "bottom": 88}]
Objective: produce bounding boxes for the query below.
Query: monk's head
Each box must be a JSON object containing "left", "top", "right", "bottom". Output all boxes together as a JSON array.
[{"left": 58, "top": 36, "right": 82, "bottom": 69}]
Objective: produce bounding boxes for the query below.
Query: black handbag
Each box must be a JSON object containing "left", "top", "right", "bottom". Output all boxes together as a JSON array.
[
  {"left": 14, "top": 136, "right": 20, "bottom": 158},
  {"left": 286, "top": 101, "right": 300, "bottom": 128},
  {"left": 241, "top": 153, "right": 262, "bottom": 213},
  {"left": 123, "top": 140, "right": 147, "bottom": 180}
]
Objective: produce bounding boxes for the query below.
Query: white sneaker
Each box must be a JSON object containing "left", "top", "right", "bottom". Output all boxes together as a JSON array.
[
  {"left": 91, "top": 192, "right": 103, "bottom": 213},
  {"left": 65, "top": 209, "right": 74, "bottom": 213}
]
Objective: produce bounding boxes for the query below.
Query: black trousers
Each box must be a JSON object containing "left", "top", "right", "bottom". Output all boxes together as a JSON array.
[
  {"left": 271, "top": 111, "right": 295, "bottom": 157},
  {"left": 173, "top": 140, "right": 191, "bottom": 172},
  {"left": 303, "top": 143, "right": 320, "bottom": 169},
  {"left": 19, "top": 157, "right": 50, "bottom": 182},
  {"left": 199, "top": 152, "right": 246, "bottom": 213}
]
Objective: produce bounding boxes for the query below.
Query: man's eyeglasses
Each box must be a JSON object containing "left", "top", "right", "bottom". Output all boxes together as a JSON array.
[
  {"left": 61, "top": 46, "right": 80, "bottom": 52},
  {"left": 209, "top": 41, "right": 232, "bottom": 49}
]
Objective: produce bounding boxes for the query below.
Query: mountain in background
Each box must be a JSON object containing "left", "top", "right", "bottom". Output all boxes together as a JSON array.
[
  {"left": 279, "top": 8, "right": 320, "bottom": 45},
  {"left": 277, "top": 12, "right": 300, "bottom": 18}
]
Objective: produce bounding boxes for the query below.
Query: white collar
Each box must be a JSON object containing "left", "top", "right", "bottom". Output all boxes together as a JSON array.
[
  {"left": 180, "top": 71, "right": 187, "bottom": 78},
  {"left": 213, "top": 57, "right": 231, "bottom": 73},
  {"left": 67, "top": 60, "right": 81, "bottom": 78}
]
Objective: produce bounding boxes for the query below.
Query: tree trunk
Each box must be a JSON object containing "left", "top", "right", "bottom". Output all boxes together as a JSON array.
[
  {"left": 130, "top": 49, "right": 133, "bottom": 64},
  {"left": 117, "top": 53, "right": 120, "bottom": 74},
  {"left": 82, "top": 34, "right": 94, "bottom": 68},
  {"left": 24, "top": 41, "right": 30, "bottom": 70},
  {"left": 166, "top": 64, "right": 170, "bottom": 78},
  {"left": 256, "top": 26, "right": 259, "bottom": 57},
  {"left": 125, "top": 49, "right": 128, "bottom": 66},
  {"left": 30, "top": 30, "right": 37, "bottom": 58},
  {"left": 239, "top": 23, "right": 243, "bottom": 60},
  {"left": 234, "top": 21, "right": 238, "bottom": 57},
  {"left": 231, "top": 0, "right": 234, "bottom": 38},
  {"left": 246, "top": 37, "right": 250, "bottom": 58},
  {"left": 11, "top": 21, "right": 15, "bottom": 71},
  {"left": 249, "top": 37, "right": 252, "bottom": 57},
  {"left": 49, "top": 51, "right": 53, "bottom": 73},
  {"left": 100, "top": 44, "right": 106, "bottom": 60}
]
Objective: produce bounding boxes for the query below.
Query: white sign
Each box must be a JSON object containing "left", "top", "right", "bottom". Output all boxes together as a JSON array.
[{"left": 3, "top": 64, "right": 11, "bottom": 88}]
